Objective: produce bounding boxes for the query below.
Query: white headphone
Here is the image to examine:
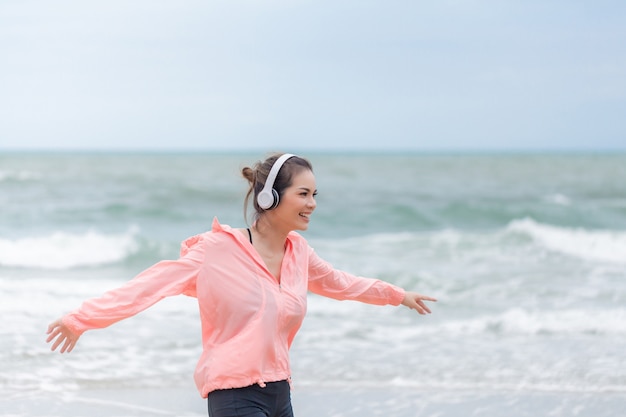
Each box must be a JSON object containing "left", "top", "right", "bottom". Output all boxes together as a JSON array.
[{"left": 257, "top": 153, "right": 296, "bottom": 210}]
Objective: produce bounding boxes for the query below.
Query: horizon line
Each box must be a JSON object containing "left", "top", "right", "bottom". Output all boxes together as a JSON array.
[{"left": 2, "top": 147, "right": 626, "bottom": 156}]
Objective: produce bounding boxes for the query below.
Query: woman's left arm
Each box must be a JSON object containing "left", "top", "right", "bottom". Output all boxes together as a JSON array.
[{"left": 307, "top": 247, "right": 436, "bottom": 313}]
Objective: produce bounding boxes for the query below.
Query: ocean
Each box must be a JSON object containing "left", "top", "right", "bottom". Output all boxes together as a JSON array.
[{"left": 1, "top": 152, "right": 625, "bottom": 417}]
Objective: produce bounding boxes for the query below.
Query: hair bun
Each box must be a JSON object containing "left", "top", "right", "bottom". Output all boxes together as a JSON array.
[{"left": 241, "top": 166, "right": 255, "bottom": 183}]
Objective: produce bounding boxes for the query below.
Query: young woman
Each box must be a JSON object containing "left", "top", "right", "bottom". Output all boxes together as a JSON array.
[{"left": 46, "top": 153, "right": 437, "bottom": 417}]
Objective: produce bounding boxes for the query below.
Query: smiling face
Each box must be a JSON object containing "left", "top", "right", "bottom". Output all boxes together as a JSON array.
[{"left": 269, "top": 169, "right": 317, "bottom": 232}]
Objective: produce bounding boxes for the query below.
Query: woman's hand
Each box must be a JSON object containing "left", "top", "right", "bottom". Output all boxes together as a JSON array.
[
  {"left": 401, "top": 291, "right": 437, "bottom": 315},
  {"left": 46, "top": 318, "right": 80, "bottom": 353}
]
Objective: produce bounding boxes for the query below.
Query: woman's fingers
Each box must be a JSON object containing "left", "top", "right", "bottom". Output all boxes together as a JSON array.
[
  {"left": 50, "top": 333, "right": 65, "bottom": 352},
  {"left": 46, "top": 319, "right": 78, "bottom": 353},
  {"left": 416, "top": 299, "right": 431, "bottom": 314},
  {"left": 46, "top": 321, "right": 60, "bottom": 342},
  {"left": 415, "top": 302, "right": 430, "bottom": 315},
  {"left": 60, "top": 337, "right": 74, "bottom": 353},
  {"left": 45, "top": 329, "right": 56, "bottom": 344},
  {"left": 402, "top": 292, "right": 437, "bottom": 315},
  {"left": 47, "top": 319, "right": 60, "bottom": 331}
]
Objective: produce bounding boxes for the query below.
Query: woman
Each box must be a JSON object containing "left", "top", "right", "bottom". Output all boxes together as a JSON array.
[{"left": 46, "top": 153, "right": 437, "bottom": 417}]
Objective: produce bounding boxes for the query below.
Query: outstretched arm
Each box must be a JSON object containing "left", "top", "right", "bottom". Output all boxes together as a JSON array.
[
  {"left": 44, "top": 233, "right": 205, "bottom": 353},
  {"left": 401, "top": 291, "right": 437, "bottom": 315},
  {"left": 307, "top": 246, "right": 437, "bottom": 311},
  {"left": 46, "top": 319, "right": 80, "bottom": 353}
]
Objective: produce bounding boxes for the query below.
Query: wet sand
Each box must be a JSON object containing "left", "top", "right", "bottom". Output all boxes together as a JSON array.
[{"left": 3, "top": 385, "right": 625, "bottom": 417}]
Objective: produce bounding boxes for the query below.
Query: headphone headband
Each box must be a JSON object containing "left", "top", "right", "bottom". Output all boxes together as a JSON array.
[{"left": 257, "top": 153, "right": 296, "bottom": 210}]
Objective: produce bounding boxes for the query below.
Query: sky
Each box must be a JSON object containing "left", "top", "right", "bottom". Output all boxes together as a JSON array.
[{"left": 1, "top": 0, "right": 625, "bottom": 152}]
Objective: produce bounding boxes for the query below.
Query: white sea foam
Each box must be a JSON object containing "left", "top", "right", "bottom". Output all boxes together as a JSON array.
[
  {"left": 401, "top": 308, "right": 626, "bottom": 337},
  {"left": 0, "top": 170, "right": 42, "bottom": 182},
  {"left": 0, "top": 227, "right": 140, "bottom": 269},
  {"left": 544, "top": 193, "right": 572, "bottom": 205},
  {"left": 506, "top": 218, "right": 626, "bottom": 264}
]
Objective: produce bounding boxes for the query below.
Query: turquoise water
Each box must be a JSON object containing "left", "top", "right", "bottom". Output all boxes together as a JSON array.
[{"left": 1, "top": 152, "right": 625, "bottom": 416}]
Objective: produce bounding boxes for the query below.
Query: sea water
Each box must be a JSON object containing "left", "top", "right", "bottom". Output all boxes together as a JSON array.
[{"left": 1, "top": 152, "right": 625, "bottom": 416}]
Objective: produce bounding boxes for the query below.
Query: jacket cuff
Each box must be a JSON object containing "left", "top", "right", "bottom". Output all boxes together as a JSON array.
[
  {"left": 61, "top": 314, "right": 87, "bottom": 337},
  {"left": 390, "top": 286, "right": 406, "bottom": 306}
]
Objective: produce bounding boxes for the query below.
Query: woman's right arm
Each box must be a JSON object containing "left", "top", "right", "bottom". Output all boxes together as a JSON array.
[{"left": 46, "top": 234, "right": 206, "bottom": 353}]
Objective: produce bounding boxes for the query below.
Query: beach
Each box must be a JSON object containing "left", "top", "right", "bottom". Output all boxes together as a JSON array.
[
  {"left": 1, "top": 152, "right": 625, "bottom": 416},
  {"left": 4, "top": 386, "right": 626, "bottom": 417}
]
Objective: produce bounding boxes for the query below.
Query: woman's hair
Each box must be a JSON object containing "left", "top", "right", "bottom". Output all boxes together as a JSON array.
[{"left": 242, "top": 153, "right": 313, "bottom": 224}]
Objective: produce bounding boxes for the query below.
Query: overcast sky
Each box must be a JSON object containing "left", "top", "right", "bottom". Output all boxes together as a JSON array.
[{"left": 1, "top": 0, "right": 625, "bottom": 152}]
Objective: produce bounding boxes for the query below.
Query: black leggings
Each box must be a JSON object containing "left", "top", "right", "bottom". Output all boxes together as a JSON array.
[{"left": 207, "top": 380, "right": 294, "bottom": 417}]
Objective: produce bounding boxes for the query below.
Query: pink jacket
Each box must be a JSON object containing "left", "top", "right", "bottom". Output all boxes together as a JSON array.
[{"left": 63, "top": 218, "right": 405, "bottom": 397}]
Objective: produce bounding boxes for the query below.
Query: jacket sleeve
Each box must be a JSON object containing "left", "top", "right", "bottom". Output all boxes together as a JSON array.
[
  {"left": 62, "top": 234, "right": 205, "bottom": 336},
  {"left": 306, "top": 246, "right": 405, "bottom": 306}
]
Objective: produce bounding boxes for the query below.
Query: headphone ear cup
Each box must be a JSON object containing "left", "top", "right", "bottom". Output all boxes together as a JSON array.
[
  {"left": 257, "top": 188, "right": 280, "bottom": 210},
  {"left": 257, "top": 189, "right": 273, "bottom": 210},
  {"left": 269, "top": 189, "right": 280, "bottom": 210},
  {"left": 256, "top": 153, "right": 295, "bottom": 210}
]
